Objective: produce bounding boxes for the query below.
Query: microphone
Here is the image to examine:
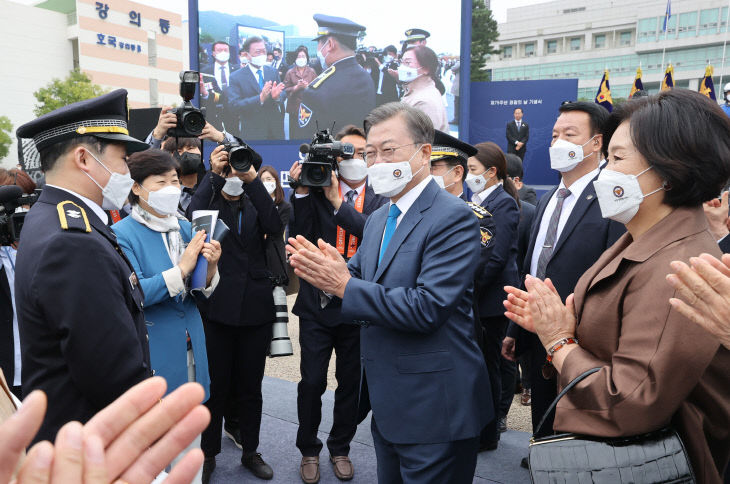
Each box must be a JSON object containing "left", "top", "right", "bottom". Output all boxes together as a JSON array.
[
  {"left": 299, "top": 143, "right": 310, "bottom": 155},
  {"left": 0, "top": 185, "right": 23, "bottom": 203}
]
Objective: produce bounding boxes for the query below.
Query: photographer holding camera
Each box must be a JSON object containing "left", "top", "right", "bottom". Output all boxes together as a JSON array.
[
  {"left": 187, "top": 139, "right": 282, "bottom": 482},
  {"left": 288, "top": 125, "right": 387, "bottom": 483},
  {"left": 161, "top": 137, "right": 206, "bottom": 213}
]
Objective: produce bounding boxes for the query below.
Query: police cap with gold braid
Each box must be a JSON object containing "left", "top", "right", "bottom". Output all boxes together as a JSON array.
[
  {"left": 431, "top": 129, "right": 477, "bottom": 170},
  {"left": 401, "top": 28, "right": 430, "bottom": 44},
  {"left": 16, "top": 89, "right": 149, "bottom": 153},
  {"left": 312, "top": 14, "right": 366, "bottom": 41}
]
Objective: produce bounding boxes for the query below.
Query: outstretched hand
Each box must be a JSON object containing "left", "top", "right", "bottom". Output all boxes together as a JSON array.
[{"left": 287, "top": 235, "right": 351, "bottom": 298}]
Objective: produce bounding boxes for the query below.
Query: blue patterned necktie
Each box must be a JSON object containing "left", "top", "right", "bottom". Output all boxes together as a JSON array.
[
  {"left": 257, "top": 69, "right": 264, "bottom": 90},
  {"left": 379, "top": 204, "right": 402, "bottom": 265}
]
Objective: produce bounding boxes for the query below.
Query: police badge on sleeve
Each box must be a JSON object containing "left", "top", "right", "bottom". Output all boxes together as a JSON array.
[{"left": 298, "top": 103, "right": 313, "bottom": 128}]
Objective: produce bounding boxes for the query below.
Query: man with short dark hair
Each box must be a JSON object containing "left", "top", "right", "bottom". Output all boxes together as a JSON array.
[
  {"left": 505, "top": 153, "right": 536, "bottom": 205},
  {"left": 161, "top": 137, "right": 204, "bottom": 212},
  {"left": 506, "top": 107, "right": 529, "bottom": 160},
  {"left": 288, "top": 103, "right": 490, "bottom": 483},
  {"left": 270, "top": 46, "right": 288, "bottom": 78},
  {"left": 373, "top": 45, "right": 400, "bottom": 107},
  {"left": 14, "top": 90, "right": 152, "bottom": 444},
  {"left": 227, "top": 36, "right": 286, "bottom": 140},
  {"left": 200, "top": 41, "right": 239, "bottom": 132}
]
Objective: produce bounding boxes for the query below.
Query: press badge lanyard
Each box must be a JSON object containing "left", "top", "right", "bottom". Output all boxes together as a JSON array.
[{"left": 335, "top": 185, "right": 365, "bottom": 258}]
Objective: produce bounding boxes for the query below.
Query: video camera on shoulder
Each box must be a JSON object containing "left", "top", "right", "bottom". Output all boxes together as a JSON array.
[
  {"left": 220, "top": 136, "right": 262, "bottom": 174},
  {"left": 297, "top": 129, "right": 354, "bottom": 188},
  {"left": 0, "top": 186, "right": 40, "bottom": 246},
  {"left": 167, "top": 71, "right": 206, "bottom": 138}
]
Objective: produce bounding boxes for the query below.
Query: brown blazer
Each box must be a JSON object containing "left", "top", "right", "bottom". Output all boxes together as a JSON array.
[{"left": 554, "top": 206, "right": 730, "bottom": 484}]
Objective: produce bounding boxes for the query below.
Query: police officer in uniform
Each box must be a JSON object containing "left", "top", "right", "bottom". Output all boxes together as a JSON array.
[
  {"left": 292, "top": 14, "right": 376, "bottom": 140},
  {"left": 400, "top": 28, "right": 430, "bottom": 53},
  {"left": 15, "top": 89, "right": 152, "bottom": 444},
  {"left": 430, "top": 130, "right": 496, "bottom": 350}
]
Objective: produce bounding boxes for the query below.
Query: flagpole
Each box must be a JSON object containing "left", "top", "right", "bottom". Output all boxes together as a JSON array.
[
  {"left": 719, "top": 0, "right": 730, "bottom": 91},
  {"left": 660, "top": 0, "right": 670, "bottom": 78}
]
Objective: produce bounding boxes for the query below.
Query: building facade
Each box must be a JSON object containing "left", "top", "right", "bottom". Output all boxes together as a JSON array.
[
  {"left": 1, "top": 0, "right": 186, "bottom": 166},
  {"left": 487, "top": 0, "right": 730, "bottom": 101}
]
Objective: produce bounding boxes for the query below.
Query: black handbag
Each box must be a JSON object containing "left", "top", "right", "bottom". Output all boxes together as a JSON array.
[{"left": 529, "top": 367, "right": 696, "bottom": 483}]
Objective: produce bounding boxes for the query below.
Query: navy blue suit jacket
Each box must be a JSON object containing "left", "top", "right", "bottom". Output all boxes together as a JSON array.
[
  {"left": 475, "top": 185, "right": 520, "bottom": 318},
  {"left": 341, "top": 180, "right": 491, "bottom": 444},
  {"left": 290, "top": 184, "right": 387, "bottom": 325},
  {"left": 518, "top": 201, "right": 536, "bottom": 266},
  {"left": 226, "top": 65, "right": 285, "bottom": 140},
  {"left": 719, "top": 235, "right": 730, "bottom": 253},
  {"left": 508, "top": 176, "right": 625, "bottom": 351}
]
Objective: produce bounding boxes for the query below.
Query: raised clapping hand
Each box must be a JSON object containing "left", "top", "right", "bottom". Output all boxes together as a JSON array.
[
  {"left": 0, "top": 377, "right": 210, "bottom": 484},
  {"left": 504, "top": 275, "right": 577, "bottom": 351},
  {"left": 667, "top": 253, "right": 730, "bottom": 349},
  {"left": 286, "top": 235, "right": 351, "bottom": 299}
]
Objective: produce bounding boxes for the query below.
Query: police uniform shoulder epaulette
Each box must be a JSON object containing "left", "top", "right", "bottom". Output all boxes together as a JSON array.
[
  {"left": 466, "top": 201, "right": 492, "bottom": 219},
  {"left": 56, "top": 201, "right": 91, "bottom": 233},
  {"left": 310, "top": 65, "right": 336, "bottom": 90}
]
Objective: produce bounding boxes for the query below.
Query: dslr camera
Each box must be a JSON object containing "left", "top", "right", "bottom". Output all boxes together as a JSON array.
[
  {"left": 167, "top": 71, "right": 206, "bottom": 138},
  {"left": 220, "top": 136, "right": 262, "bottom": 173},
  {"left": 0, "top": 186, "right": 40, "bottom": 246},
  {"left": 297, "top": 129, "right": 354, "bottom": 188}
]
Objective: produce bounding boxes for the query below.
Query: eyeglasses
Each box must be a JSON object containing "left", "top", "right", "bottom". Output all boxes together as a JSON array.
[{"left": 363, "top": 143, "right": 418, "bottom": 164}]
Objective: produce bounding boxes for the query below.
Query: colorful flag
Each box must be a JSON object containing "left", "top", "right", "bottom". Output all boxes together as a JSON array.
[
  {"left": 663, "top": 0, "right": 672, "bottom": 32},
  {"left": 629, "top": 67, "right": 644, "bottom": 98},
  {"left": 661, "top": 64, "right": 674, "bottom": 91},
  {"left": 594, "top": 70, "right": 613, "bottom": 112},
  {"left": 699, "top": 65, "right": 717, "bottom": 101}
]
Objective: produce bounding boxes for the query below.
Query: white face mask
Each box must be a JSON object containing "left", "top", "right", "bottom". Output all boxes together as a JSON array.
[
  {"left": 295, "top": 57, "right": 307, "bottom": 68},
  {"left": 263, "top": 180, "right": 277, "bottom": 195},
  {"left": 317, "top": 43, "right": 328, "bottom": 69},
  {"left": 141, "top": 184, "right": 181, "bottom": 216},
  {"left": 251, "top": 54, "right": 267, "bottom": 67},
  {"left": 549, "top": 136, "right": 596, "bottom": 172},
  {"left": 214, "top": 51, "right": 230, "bottom": 63},
  {"left": 222, "top": 176, "right": 244, "bottom": 196},
  {"left": 83, "top": 149, "right": 134, "bottom": 211},
  {"left": 383, "top": 55, "right": 394, "bottom": 64},
  {"left": 367, "top": 146, "right": 424, "bottom": 198},
  {"left": 338, "top": 158, "right": 368, "bottom": 182},
  {"left": 465, "top": 170, "right": 490, "bottom": 194},
  {"left": 398, "top": 65, "right": 419, "bottom": 83},
  {"left": 433, "top": 166, "right": 457, "bottom": 190},
  {"left": 240, "top": 56, "right": 249, "bottom": 65},
  {"left": 593, "top": 166, "right": 664, "bottom": 224}
]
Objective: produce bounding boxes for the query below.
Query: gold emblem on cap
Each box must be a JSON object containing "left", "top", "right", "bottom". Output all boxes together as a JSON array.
[{"left": 77, "top": 126, "right": 87, "bottom": 134}]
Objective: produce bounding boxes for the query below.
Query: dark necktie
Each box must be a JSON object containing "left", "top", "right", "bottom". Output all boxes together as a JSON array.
[
  {"left": 345, "top": 189, "right": 357, "bottom": 206},
  {"left": 257, "top": 69, "right": 264, "bottom": 90},
  {"left": 517, "top": 121, "right": 521, "bottom": 129},
  {"left": 535, "top": 188, "right": 570, "bottom": 279},
  {"left": 379, "top": 204, "right": 402, "bottom": 265},
  {"left": 220, "top": 65, "right": 227, "bottom": 88}
]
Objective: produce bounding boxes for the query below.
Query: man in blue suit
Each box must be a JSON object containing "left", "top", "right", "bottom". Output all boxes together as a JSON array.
[
  {"left": 288, "top": 103, "right": 491, "bottom": 483},
  {"left": 226, "top": 36, "right": 285, "bottom": 140},
  {"left": 502, "top": 102, "right": 624, "bottom": 448}
]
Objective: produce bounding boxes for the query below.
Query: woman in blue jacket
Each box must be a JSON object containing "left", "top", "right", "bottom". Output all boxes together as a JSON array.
[{"left": 113, "top": 149, "right": 221, "bottom": 482}]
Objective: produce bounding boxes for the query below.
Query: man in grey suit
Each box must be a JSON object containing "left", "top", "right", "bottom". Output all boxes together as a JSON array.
[
  {"left": 506, "top": 107, "right": 529, "bottom": 160},
  {"left": 287, "top": 103, "right": 491, "bottom": 483}
]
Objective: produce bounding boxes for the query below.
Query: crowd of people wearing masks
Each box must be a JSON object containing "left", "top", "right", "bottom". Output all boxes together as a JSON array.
[{"left": 1, "top": 77, "right": 730, "bottom": 484}]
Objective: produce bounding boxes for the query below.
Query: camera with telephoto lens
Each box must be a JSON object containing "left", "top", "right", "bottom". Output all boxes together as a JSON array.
[
  {"left": 167, "top": 71, "right": 207, "bottom": 138},
  {"left": 297, "top": 129, "right": 355, "bottom": 188},
  {"left": 0, "top": 186, "right": 40, "bottom": 246},
  {"left": 220, "top": 136, "right": 262, "bottom": 173}
]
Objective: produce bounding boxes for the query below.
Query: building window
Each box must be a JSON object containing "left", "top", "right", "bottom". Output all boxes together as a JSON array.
[
  {"left": 678, "top": 12, "right": 698, "bottom": 38},
  {"left": 502, "top": 45, "right": 513, "bottom": 58},
  {"left": 149, "top": 79, "right": 159, "bottom": 107},
  {"left": 547, "top": 40, "right": 558, "bottom": 54},
  {"left": 638, "top": 17, "right": 658, "bottom": 42},
  {"left": 700, "top": 9, "right": 719, "bottom": 35},
  {"left": 619, "top": 31, "right": 632, "bottom": 46},
  {"left": 594, "top": 34, "right": 606, "bottom": 48},
  {"left": 570, "top": 38, "right": 581, "bottom": 51},
  {"left": 524, "top": 43, "right": 535, "bottom": 57}
]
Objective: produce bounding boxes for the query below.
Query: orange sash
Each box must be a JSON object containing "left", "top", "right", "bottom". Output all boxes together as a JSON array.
[{"left": 335, "top": 185, "right": 365, "bottom": 258}]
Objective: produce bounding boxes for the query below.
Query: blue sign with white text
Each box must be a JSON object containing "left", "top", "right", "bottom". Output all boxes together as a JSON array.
[{"left": 469, "top": 79, "right": 578, "bottom": 190}]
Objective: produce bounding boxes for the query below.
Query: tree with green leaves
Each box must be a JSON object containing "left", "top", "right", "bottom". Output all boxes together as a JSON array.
[
  {"left": 0, "top": 116, "right": 12, "bottom": 161},
  {"left": 471, "top": 0, "right": 500, "bottom": 82},
  {"left": 33, "top": 70, "right": 108, "bottom": 117}
]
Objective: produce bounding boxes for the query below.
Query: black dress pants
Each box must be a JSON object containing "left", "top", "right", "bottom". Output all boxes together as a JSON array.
[
  {"left": 296, "top": 318, "right": 360, "bottom": 457},
  {"left": 201, "top": 319, "right": 272, "bottom": 456},
  {"left": 525, "top": 333, "right": 557, "bottom": 437},
  {"left": 479, "top": 316, "right": 507, "bottom": 445}
]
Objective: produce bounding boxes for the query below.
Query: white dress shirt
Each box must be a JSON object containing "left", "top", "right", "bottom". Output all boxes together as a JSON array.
[
  {"left": 214, "top": 62, "right": 230, "bottom": 89},
  {"left": 529, "top": 167, "right": 599, "bottom": 276},
  {"left": 390, "top": 175, "right": 433, "bottom": 228},
  {"left": 46, "top": 184, "right": 108, "bottom": 225},
  {"left": 0, "top": 246, "right": 20, "bottom": 386},
  {"left": 471, "top": 181, "right": 502, "bottom": 206}
]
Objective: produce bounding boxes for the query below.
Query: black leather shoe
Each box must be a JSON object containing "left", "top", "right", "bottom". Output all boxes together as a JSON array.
[
  {"left": 202, "top": 456, "right": 216, "bottom": 484},
  {"left": 224, "top": 423, "right": 243, "bottom": 449},
  {"left": 479, "top": 440, "right": 499, "bottom": 452},
  {"left": 497, "top": 416, "right": 507, "bottom": 433},
  {"left": 242, "top": 452, "right": 274, "bottom": 480},
  {"left": 520, "top": 457, "right": 529, "bottom": 469}
]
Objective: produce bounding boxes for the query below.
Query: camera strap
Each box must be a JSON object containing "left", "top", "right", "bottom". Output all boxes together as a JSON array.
[{"left": 336, "top": 185, "right": 365, "bottom": 258}]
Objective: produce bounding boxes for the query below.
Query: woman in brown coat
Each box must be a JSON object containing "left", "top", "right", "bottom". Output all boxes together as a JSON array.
[{"left": 505, "top": 89, "right": 730, "bottom": 483}]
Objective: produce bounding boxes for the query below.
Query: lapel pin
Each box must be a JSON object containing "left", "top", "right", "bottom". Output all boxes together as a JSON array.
[{"left": 586, "top": 194, "right": 594, "bottom": 200}]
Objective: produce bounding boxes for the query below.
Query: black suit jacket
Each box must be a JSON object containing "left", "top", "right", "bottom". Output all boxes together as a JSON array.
[
  {"left": 719, "top": 235, "right": 730, "bottom": 253},
  {"left": 226, "top": 65, "right": 285, "bottom": 140},
  {"left": 475, "top": 185, "right": 520, "bottom": 318},
  {"left": 0, "top": 266, "right": 15, "bottom": 386},
  {"left": 372, "top": 65, "right": 399, "bottom": 106},
  {"left": 506, "top": 120, "right": 529, "bottom": 156},
  {"left": 290, "top": 184, "right": 387, "bottom": 325},
  {"left": 187, "top": 173, "right": 282, "bottom": 326},
  {"left": 200, "top": 61, "right": 239, "bottom": 132},
  {"left": 16, "top": 186, "right": 151, "bottom": 444},
  {"left": 517, "top": 201, "right": 536, "bottom": 267},
  {"left": 518, "top": 184, "right": 537, "bottom": 205}
]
